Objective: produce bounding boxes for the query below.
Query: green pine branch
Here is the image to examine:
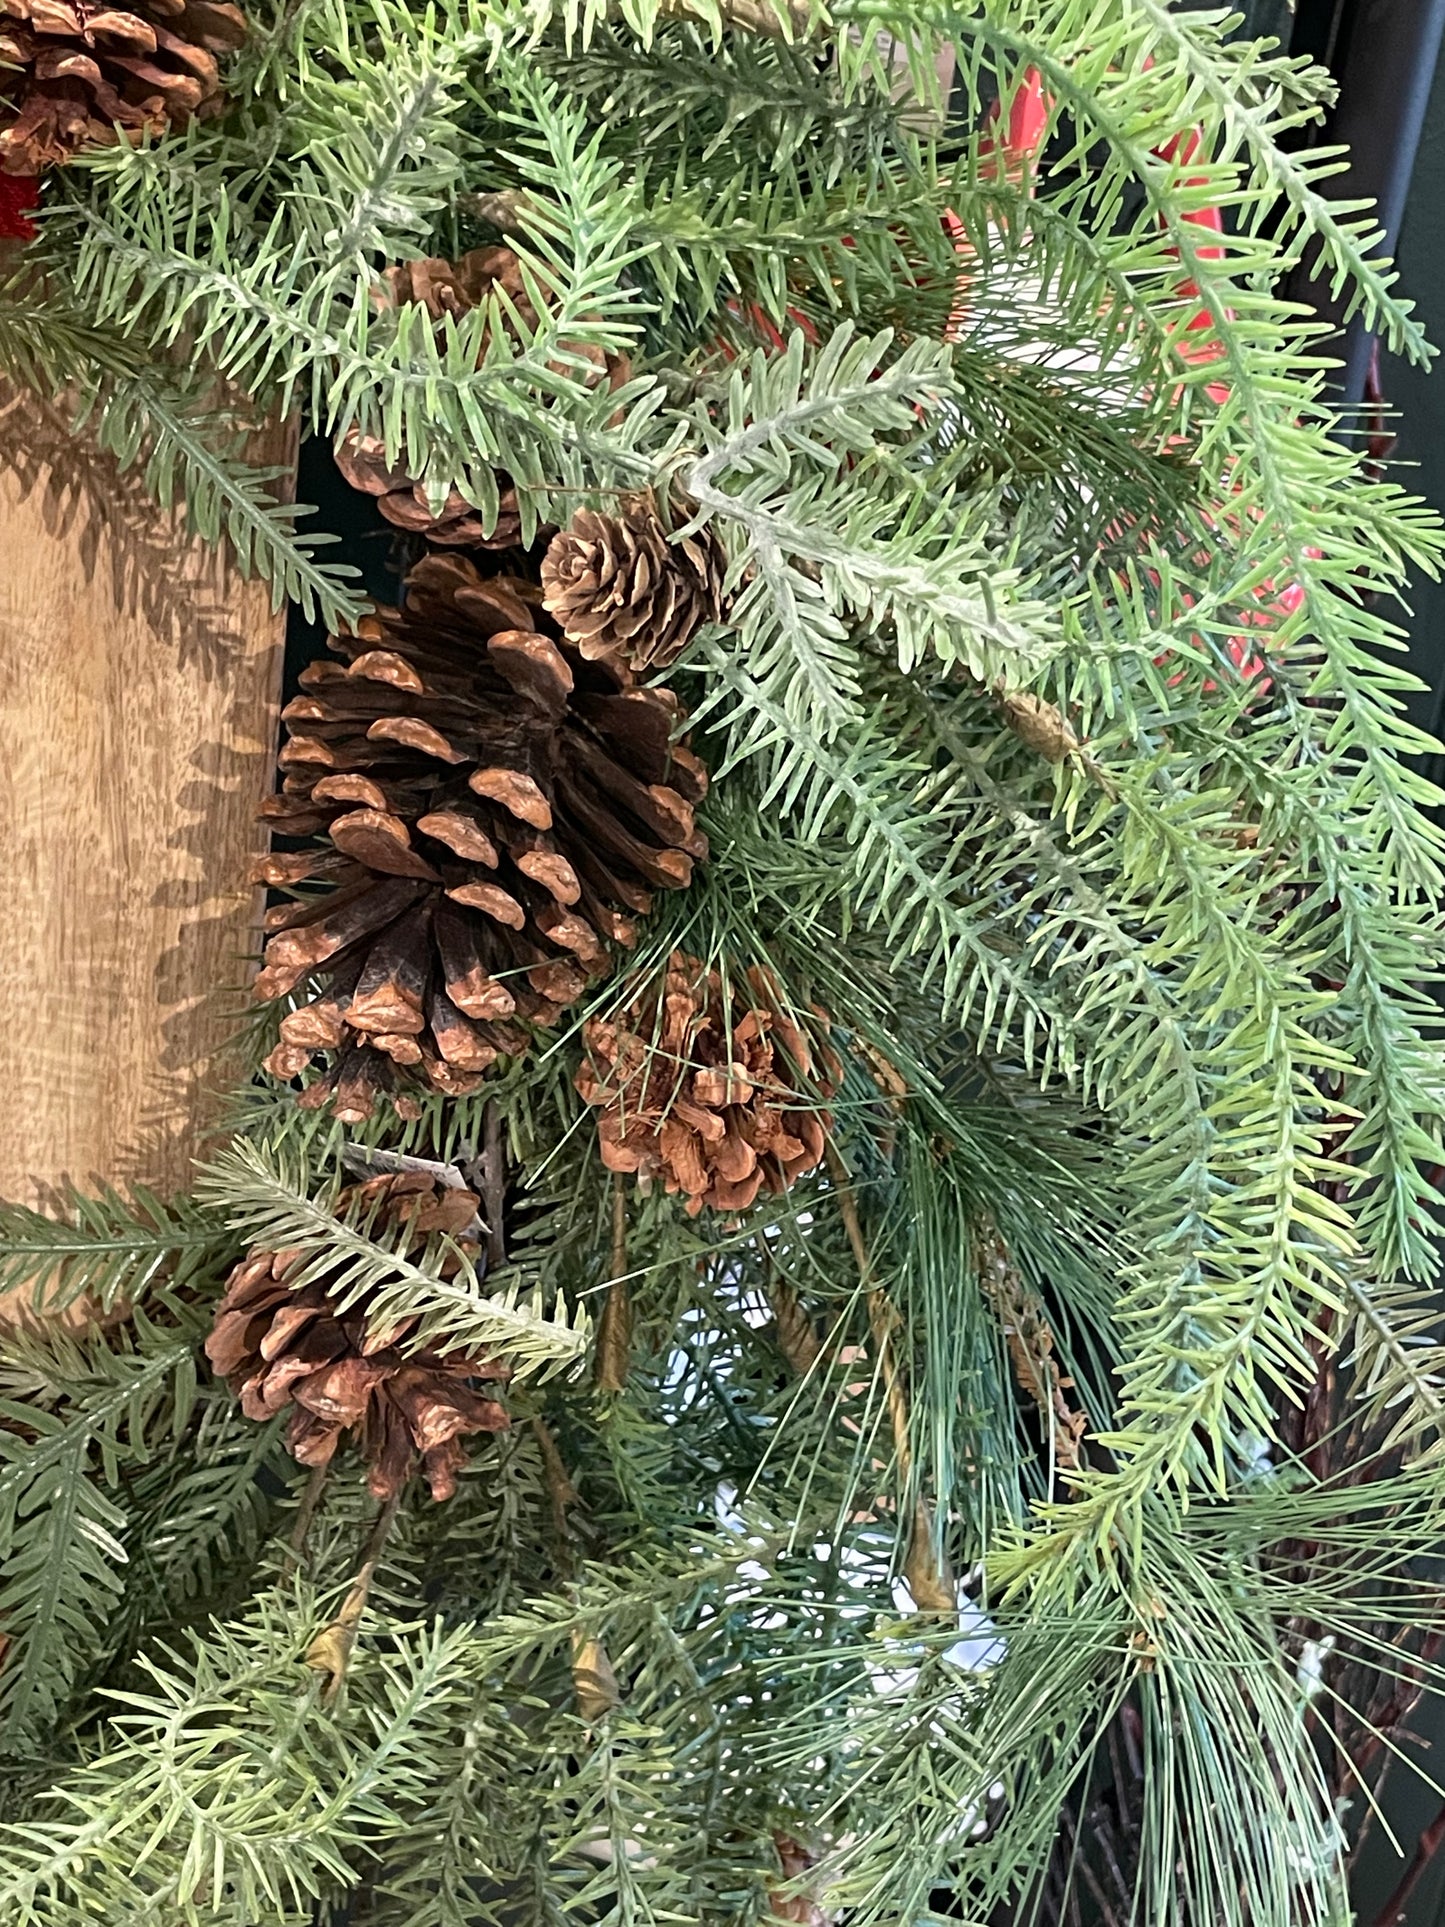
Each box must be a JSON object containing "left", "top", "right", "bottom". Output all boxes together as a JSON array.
[
  {"left": 0, "top": 1315, "right": 203, "bottom": 1751},
  {"left": 197, "top": 1140, "right": 590, "bottom": 1377},
  {"left": 0, "top": 1185, "right": 229, "bottom": 1318}
]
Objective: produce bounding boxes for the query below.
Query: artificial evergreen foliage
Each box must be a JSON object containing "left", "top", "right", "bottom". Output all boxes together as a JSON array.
[{"left": 3, "top": 3, "right": 1445, "bottom": 1923}]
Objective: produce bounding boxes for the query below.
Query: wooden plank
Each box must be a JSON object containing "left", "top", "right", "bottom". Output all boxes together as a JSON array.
[{"left": 0, "top": 384, "right": 292, "bottom": 1210}]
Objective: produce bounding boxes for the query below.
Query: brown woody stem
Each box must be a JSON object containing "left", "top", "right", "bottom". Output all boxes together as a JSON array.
[
  {"left": 823, "top": 1139, "right": 954, "bottom": 1613},
  {"left": 286, "top": 1460, "right": 331, "bottom": 1565},
  {"left": 481, "top": 1100, "right": 507, "bottom": 1267},
  {"left": 304, "top": 1489, "right": 402, "bottom": 1702},
  {"left": 532, "top": 1415, "right": 579, "bottom": 1579},
  {"left": 1371, "top": 1797, "right": 1445, "bottom": 1927},
  {"left": 594, "top": 1182, "right": 633, "bottom": 1394}
]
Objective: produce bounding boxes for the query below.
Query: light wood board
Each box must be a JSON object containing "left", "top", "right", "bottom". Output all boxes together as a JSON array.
[{"left": 0, "top": 385, "right": 292, "bottom": 1210}]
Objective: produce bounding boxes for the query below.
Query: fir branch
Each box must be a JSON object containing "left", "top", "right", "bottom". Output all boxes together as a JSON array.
[
  {"left": 0, "top": 1591, "right": 477, "bottom": 1923},
  {"left": 118, "top": 1393, "right": 287, "bottom": 1636},
  {"left": 197, "top": 1140, "right": 590, "bottom": 1378},
  {"left": 0, "top": 1185, "right": 228, "bottom": 1317},
  {"left": 0, "top": 289, "right": 363, "bottom": 628},
  {"left": 0, "top": 1315, "right": 202, "bottom": 1751},
  {"left": 685, "top": 326, "right": 1057, "bottom": 719}
]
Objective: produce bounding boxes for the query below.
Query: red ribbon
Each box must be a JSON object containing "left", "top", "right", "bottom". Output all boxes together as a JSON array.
[{"left": 0, "top": 175, "right": 40, "bottom": 241}]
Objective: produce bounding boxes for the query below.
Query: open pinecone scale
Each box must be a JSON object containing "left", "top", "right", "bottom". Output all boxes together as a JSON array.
[
  {"left": 255, "top": 552, "right": 708, "bottom": 1120},
  {"left": 578, "top": 953, "right": 839, "bottom": 1215},
  {"left": 334, "top": 247, "right": 630, "bottom": 548}
]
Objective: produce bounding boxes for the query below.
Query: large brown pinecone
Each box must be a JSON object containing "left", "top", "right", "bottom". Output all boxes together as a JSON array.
[
  {"left": 204, "top": 1171, "right": 508, "bottom": 1502},
  {"left": 333, "top": 246, "right": 627, "bottom": 549},
  {"left": 541, "top": 499, "right": 726, "bottom": 672},
  {"left": 0, "top": 0, "right": 246, "bottom": 175},
  {"left": 576, "top": 953, "right": 837, "bottom": 1216},
  {"left": 254, "top": 551, "right": 708, "bottom": 1122}
]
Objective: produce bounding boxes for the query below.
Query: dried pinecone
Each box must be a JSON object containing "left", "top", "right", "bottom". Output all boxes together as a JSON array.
[
  {"left": 204, "top": 1171, "right": 508, "bottom": 1502},
  {"left": 333, "top": 432, "right": 524, "bottom": 551},
  {"left": 255, "top": 550, "right": 708, "bottom": 1121},
  {"left": 576, "top": 952, "right": 836, "bottom": 1215},
  {"left": 541, "top": 498, "right": 726, "bottom": 672},
  {"left": 0, "top": 0, "right": 246, "bottom": 175},
  {"left": 333, "top": 246, "right": 628, "bottom": 549},
  {"left": 768, "top": 1836, "right": 836, "bottom": 1927}
]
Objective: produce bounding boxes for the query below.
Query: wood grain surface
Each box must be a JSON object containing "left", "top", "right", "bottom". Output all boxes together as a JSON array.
[{"left": 0, "top": 384, "right": 292, "bottom": 1209}]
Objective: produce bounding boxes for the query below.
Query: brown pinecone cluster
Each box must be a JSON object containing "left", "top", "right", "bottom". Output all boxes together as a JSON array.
[
  {"left": 0, "top": 0, "right": 245, "bottom": 175},
  {"left": 334, "top": 247, "right": 629, "bottom": 549},
  {"left": 255, "top": 550, "right": 708, "bottom": 1121},
  {"left": 542, "top": 498, "right": 725, "bottom": 672},
  {"left": 576, "top": 953, "right": 837, "bottom": 1215},
  {"left": 204, "top": 1171, "right": 508, "bottom": 1502}
]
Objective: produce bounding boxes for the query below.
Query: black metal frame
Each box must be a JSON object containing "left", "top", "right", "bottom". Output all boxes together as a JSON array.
[{"left": 1284, "top": 0, "right": 1445, "bottom": 403}]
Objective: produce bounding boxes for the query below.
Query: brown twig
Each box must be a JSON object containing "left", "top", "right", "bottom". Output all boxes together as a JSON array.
[
  {"left": 823, "top": 1139, "right": 954, "bottom": 1613},
  {"left": 530, "top": 1416, "right": 623, "bottom": 1723},
  {"left": 1371, "top": 1797, "right": 1445, "bottom": 1927},
  {"left": 594, "top": 1181, "right": 633, "bottom": 1394},
  {"left": 304, "top": 1489, "right": 402, "bottom": 1702},
  {"left": 531, "top": 1414, "right": 580, "bottom": 1576},
  {"left": 480, "top": 1099, "right": 507, "bottom": 1268},
  {"left": 285, "top": 1460, "right": 331, "bottom": 1566}
]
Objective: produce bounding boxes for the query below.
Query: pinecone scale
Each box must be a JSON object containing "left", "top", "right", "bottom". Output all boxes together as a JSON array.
[
  {"left": 334, "top": 246, "right": 628, "bottom": 548},
  {"left": 0, "top": 0, "right": 245, "bottom": 173},
  {"left": 542, "top": 499, "right": 725, "bottom": 672},
  {"left": 577, "top": 953, "right": 837, "bottom": 1215}
]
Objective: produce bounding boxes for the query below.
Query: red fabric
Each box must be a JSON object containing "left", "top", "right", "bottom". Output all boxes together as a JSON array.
[
  {"left": 0, "top": 176, "right": 39, "bottom": 241},
  {"left": 978, "top": 67, "right": 1050, "bottom": 177}
]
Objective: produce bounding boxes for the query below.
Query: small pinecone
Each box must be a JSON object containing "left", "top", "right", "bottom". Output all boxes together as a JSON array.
[
  {"left": 541, "top": 499, "right": 725, "bottom": 672},
  {"left": 769, "top": 1836, "right": 835, "bottom": 1927},
  {"left": 576, "top": 952, "right": 837, "bottom": 1216},
  {"left": 204, "top": 1172, "right": 508, "bottom": 1502},
  {"left": 254, "top": 550, "right": 708, "bottom": 1121},
  {"left": 333, "top": 246, "right": 627, "bottom": 549},
  {"left": 0, "top": 0, "right": 246, "bottom": 175}
]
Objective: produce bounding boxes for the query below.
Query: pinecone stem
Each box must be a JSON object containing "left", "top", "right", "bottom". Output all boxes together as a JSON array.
[
  {"left": 305, "top": 1489, "right": 402, "bottom": 1701},
  {"left": 823, "top": 1139, "right": 954, "bottom": 1614},
  {"left": 532, "top": 1415, "right": 580, "bottom": 1578},
  {"left": 480, "top": 1099, "right": 507, "bottom": 1267},
  {"left": 594, "top": 1181, "right": 632, "bottom": 1394},
  {"left": 286, "top": 1459, "right": 331, "bottom": 1565}
]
